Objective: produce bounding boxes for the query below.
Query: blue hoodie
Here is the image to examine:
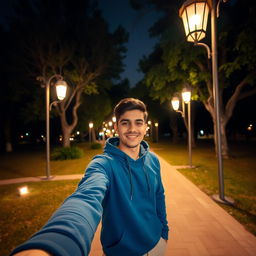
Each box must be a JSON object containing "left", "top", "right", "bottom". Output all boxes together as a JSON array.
[{"left": 11, "top": 137, "right": 169, "bottom": 256}]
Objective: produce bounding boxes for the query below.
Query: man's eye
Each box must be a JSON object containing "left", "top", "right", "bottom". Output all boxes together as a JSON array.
[
  {"left": 136, "top": 122, "right": 143, "bottom": 126},
  {"left": 121, "top": 121, "right": 128, "bottom": 126}
]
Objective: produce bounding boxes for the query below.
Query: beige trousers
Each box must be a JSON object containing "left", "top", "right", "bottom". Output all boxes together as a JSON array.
[
  {"left": 102, "top": 237, "right": 167, "bottom": 256},
  {"left": 143, "top": 238, "right": 167, "bottom": 256}
]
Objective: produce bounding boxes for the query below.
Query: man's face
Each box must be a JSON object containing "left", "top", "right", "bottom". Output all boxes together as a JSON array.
[{"left": 115, "top": 109, "right": 147, "bottom": 149}]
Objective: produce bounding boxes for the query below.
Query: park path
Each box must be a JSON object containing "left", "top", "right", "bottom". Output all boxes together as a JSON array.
[
  {"left": 89, "top": 155, "right": 256, "bottom": 256},
  {"left": 1, "top": 155, "right": 256, "bottom": 255}
]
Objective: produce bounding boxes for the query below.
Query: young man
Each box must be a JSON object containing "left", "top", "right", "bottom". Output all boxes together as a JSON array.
[{"left": 11, "top": 98, "right": 169, "bottom": 256}]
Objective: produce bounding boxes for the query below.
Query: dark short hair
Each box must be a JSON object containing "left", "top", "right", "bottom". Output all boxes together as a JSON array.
[{"left": 114, "top": 98, "right": 148, "bottom": 122}]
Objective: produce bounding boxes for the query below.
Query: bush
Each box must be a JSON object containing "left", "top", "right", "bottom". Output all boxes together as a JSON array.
[
  {"left": 51, "top": 146, "right": 84, "bottom": 160},
  {"left": 90, "top": 142, "right": 102, "bottom": 149}
]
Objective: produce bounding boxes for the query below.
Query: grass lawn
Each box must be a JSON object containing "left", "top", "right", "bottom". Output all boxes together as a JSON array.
[
  {"left": 0, "top": 143, "right": 103, "bottom": 179},
  {"left": 0, "top": 180, "right": 78, "bottom": 256},
  {"left": 0, "top": 139, "right": 255, "bottom": 255},
  {"left": 151, "top": 139, "right": 256, "bottom": 237}
]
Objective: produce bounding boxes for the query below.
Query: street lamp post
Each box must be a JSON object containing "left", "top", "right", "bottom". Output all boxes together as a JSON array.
[
  {"left": 45, "top": 74, "right": 67, "bottom": 180},
  {"left": 179, "top": 0, "right": 234, "bottom": 204},
  {"left": 171, "top": 89, "right": 193, "bottom": 168},
  {"left": 89, "top": 122, "right": 93, "bottom": 143},
  {"left": 147, "top": 120, "right": 153, "bottom": 140},
  {"left": 154, "top": 122, "right": 159, "bottom": 143},
  {"left": 182, "top": 88, "right": 192, "bottom": 168}
]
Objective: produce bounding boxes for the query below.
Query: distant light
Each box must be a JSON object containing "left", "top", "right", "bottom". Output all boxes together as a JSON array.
[
  {"left": 112, "top": 129, "right": 115, "bottom": 133},
  {"left": 41, "top": 135, "right": 44, "bottom": 138},
  {"left": 200, "top": 130, "right": 204, "bottom": 136},
  {"left": 146, "top": 127, "right": 150, "bottom": 131},
  {"left": 112, "top": 116, "right": 116, "bottom": 122},
  {"left": 69, "top": 137, "right": 74, "bottom": 141},
  {"left": 76, "top": 131, "right": 80, "bottom": 135},
  {"left": 182, "top": 89, "right": 191, "bottom": 103},
  {"left": 18, "top": 186, "right": 29, "bottom": 196},
  {"left": 148, "top": 121, "right": 151, "bottom": 125},
  {"left": 108, "top": 121, "right": 113, "bottom": 127},
  {"left": 89, "top": 122, "right": 93, "bottom": 128},
  {"left": 20, "top": 135, "right": 24, "bottom": 139},
  {"left": 154, "top": 122, "right": 159, "bottom": 127},
  {"left": 25, "top": 133, "right": 29, "bottom": 136},
  {"left": 171, "top": 97, "right": 180, "bottom": 111}
]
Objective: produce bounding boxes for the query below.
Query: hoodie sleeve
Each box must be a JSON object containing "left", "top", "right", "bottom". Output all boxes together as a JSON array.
[
  {"left": 10, "top": 156, "right": 109, "bottom": 256},
  {"left": 155, "top": 157, "right": 169, "bottom": 240}
]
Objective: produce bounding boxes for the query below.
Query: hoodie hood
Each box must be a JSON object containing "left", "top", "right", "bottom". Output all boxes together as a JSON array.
[{"left": 104, "top": 137, "right": 149, "bottom": 160}]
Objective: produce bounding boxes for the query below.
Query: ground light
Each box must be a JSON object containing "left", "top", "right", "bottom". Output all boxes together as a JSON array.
[
  {"left": 179, "top": 0, "right": 234, "bottom": 205},
  {"left": 18, "top": 186, "right": 29, "bottom": 196}
]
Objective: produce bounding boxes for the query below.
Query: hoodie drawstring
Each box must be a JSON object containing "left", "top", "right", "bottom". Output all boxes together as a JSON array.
[
  {"left": 143, "top": 158, "right": 151, "bottom": 194},
  {"left": 125, "top": 157, "right": 151, "bottom": 200},
  {"left": 126, "top": 157, "right": 134, "bottom": 200}
]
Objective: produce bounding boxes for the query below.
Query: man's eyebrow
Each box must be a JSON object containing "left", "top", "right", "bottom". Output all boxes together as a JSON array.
[
  {"left": 120, "top": 118, "right": 144, "bottom": 122},
  {"left": 119, "top": 118, "right": 144, "bottom": 122}
]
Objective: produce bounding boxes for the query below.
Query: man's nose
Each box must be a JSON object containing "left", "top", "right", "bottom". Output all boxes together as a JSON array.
[{"left": 128, "top": 122, "right": 136, "bottom": 132}]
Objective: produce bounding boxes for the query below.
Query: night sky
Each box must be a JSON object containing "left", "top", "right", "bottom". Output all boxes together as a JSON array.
[{"left": 98, "top": 0, "right": 162, "bottom": 86}]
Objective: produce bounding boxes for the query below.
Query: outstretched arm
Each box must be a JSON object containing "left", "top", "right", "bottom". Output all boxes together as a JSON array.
[{"left": 11, "top": 157, "right": 109, "bottom": 256}]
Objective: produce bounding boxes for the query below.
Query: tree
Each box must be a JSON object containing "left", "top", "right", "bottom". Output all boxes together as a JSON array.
[
  {"left": 8, "top": 0, "right": 128, "bottom": 147},
  {"left": 135, "top": 0, "right": 256, "bottom": 157}
]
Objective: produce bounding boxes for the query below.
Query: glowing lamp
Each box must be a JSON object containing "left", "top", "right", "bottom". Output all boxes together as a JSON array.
[
  {"left": 18, "top": 186, "right": 29, "bottom": 196},
  {"left": 171, "top": 97, "right": 180, "bottom": 111},
  {"left": 179, "top": 0, "right": 210, "bottom": 43},
  {"left": 55, "top": 80, "right": 67, "bottom": 100},
  {"left": 182, "top": 88, "right": 191, "bottom": 103}
]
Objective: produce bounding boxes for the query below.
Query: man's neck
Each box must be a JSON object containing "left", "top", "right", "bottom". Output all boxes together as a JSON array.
[{"left": 118, "top": 144, "right": 140, "bottom": 160}]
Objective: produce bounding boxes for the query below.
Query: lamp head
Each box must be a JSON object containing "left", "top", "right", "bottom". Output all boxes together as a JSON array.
[
  {"left": 179, "top": 0, "right": 210, "bottom": 43},
  {"left": 182, "top": 88, "right": 191, "bottom": 103},
  {"left": 55, "top": 80, "right": 68, "bottom": 100},
  {"left": 171, "top": 97, "right": 180, "bottom": 111}
]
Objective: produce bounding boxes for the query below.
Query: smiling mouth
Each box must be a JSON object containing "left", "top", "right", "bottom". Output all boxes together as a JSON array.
[{"left": 126, "top": 134, "right": 139, "bottom": 138}]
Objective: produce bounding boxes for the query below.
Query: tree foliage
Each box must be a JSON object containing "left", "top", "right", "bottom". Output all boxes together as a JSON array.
[
  {"left": 4, "top": 0, "right": 128, "bottom": 147},
  {"left": 135, "top": 0, "right": 256, "bottom": 156}
]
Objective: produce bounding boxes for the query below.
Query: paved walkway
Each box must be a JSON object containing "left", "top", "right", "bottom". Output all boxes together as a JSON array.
[{"left": 1, "top": 156, "right": 256, "bottom": 255}]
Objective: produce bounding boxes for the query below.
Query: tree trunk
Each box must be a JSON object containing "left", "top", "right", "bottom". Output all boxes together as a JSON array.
[
  {"left": 58, "top": 88, "right": 82, "bottom": 147},
  {"left": 211, "top": 111, "right": 229, "bottom": 158},
  {"left": 62, "top": 126, "right": 71, "bottom": 147},
  {"left": 92, "top": 127, "right": 96, "bottom": 143}
]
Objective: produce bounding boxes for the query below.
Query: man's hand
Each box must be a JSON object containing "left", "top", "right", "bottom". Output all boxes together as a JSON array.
[{"left": 13, "top": 249, "right": 51, "bottom": 256}]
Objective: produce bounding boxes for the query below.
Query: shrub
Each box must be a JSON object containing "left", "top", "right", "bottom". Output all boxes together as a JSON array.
[
  {"left": 51, "top": 146, "right": 84, "bottom": 160},
  {"left": 90, "top": 142, "right": 102, "bottom": 149}
]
